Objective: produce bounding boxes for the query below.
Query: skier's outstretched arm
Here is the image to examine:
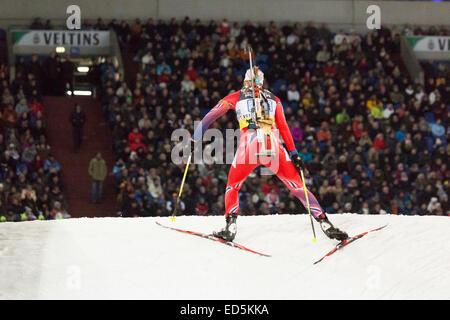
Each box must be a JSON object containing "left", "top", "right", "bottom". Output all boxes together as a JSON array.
[{"left": 192, "top": 100, "right": 233, "bottom": 142}]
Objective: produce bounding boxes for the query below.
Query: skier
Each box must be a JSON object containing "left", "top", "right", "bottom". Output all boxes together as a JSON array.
[{"left": 192, "top": 66, "right": 348, "bottom": 242}]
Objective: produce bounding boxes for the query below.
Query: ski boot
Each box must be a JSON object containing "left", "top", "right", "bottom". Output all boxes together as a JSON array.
[
  {"left": 317, "top": 214, "right": 348, "bottom": 241},
  {"left": 213, "top": 214, "right": 237, "bottom": 242}
]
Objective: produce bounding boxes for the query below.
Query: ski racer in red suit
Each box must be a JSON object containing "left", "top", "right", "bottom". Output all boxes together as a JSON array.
[{"left": 192, "top": 67, "right": 348, "bottom": 242}]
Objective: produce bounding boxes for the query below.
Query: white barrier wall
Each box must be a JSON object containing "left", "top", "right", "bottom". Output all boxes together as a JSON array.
[
  {"left": 0, "top": 0, "right": 448, "bottom": 30},
  {"left": 353, "top": 1, "right": 450, "bottom": 26},
  {"left": 157, "top": 0, "right": 353, "bottom": 24}
]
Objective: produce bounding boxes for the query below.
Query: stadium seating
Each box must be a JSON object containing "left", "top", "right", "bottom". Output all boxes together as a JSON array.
[{"left": 96, "top": 18, "right": 448, "bottom": 217}]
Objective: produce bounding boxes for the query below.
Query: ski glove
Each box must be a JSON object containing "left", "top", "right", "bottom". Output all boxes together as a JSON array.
[{"left": 289, "top": 150, "right": 310, "bottom": 177}]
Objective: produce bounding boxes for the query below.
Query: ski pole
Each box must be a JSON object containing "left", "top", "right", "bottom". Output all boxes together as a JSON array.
[
  {"left": 300, "top": 168, "right": 317, "bottom": 242},
  {"left": 171, "top": 153, "right": 192, "bottom": 221},
  {"left": 247, "top": 46, "right": 258, "bottom": 129}
]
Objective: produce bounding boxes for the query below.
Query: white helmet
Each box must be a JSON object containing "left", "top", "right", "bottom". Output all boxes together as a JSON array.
[{"left": 244, "top": 66, "right": 264, "bottom": 86}]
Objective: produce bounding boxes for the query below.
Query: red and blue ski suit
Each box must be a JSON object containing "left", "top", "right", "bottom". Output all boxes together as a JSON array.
[{"left": 193, "top": 89, "right": 326, "bottom": 220}]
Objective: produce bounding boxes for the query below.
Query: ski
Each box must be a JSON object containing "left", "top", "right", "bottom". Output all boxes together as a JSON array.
[
  {"left": 156, "top": 221, "right": 271, "bottom": 257},
  {"left": 313, "top": 224, "right": 388, "bottom": 265}
]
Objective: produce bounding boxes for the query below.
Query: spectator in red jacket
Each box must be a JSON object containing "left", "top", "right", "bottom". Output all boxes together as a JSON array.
[
  {"left": 352, "top": 117, "right": 366, "bottom": 140},
  {"left": 262, "top": 178, "right": 279, "bottom": 196},
  {"left": 128, "top": 127, "right": 143, "bottom": 145},
  {"left": 2, "top": 104, "right": 18, "bottom": 127},
  {"left": 317, "top": 122, "right": 332, "bottom": 142},
  {"left": 128, "top": 127, "right": 146, "bottom": 152},
  {"left": 184, "top": 61, "right": 198, "bottom": 82},
  {"left": 322, "top": 60, "right": 338, "bottom": 78},
  {"left": 373, "top": 133, "right": 386, "bottom": 150},
  {"left": 130, "top": 139, "right": 146, "bottom": 152},
  {"left": 28, "top": 98, "right": 44, "bottom": 115},
  {"left": 219, "top": 19, "right": 230, "bottom": 36},
  {"left": 157, "top": 69, "right": 171, "bottom": 84},
  {"left": 196, "top": 197, "right": 209, "bottom": 215}
]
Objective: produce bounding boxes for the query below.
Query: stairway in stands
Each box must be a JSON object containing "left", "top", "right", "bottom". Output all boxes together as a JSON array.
[
  {"left": 120, "top": 47, "right": 138, "bottom": 88},
  {"left": 43, "top": 96, "right": 117, "bottom": 218}
]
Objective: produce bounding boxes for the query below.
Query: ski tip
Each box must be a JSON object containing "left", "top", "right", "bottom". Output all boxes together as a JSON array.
[{"left": 373, "top": 224, "right": 389, "bottom": 231}]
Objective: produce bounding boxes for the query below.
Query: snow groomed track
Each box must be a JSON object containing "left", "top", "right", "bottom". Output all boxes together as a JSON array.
[{"left": 1, "top": 214, "right": 449, "bottom": 299}]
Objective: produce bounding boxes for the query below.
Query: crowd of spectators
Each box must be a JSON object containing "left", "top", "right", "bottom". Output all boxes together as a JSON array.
[
  {"left": 92, "top": 18, "right": 448, "bottom": 217},
  {"left": 15, "top": 53, "right": 75, "bottom": 96},
  {"left": 403, "top": 24, "right": 449, "bottom": 37},
  {"left": 0, "top": 16, "right": 447, "bottom": 223},
  {"left": 0, "top": 56, "right": 70, "bottom": 222}
]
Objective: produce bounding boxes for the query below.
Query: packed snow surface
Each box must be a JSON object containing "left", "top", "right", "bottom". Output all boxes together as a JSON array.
[{"left": 1, "top": 214, "right": 449, "bottom": 299}]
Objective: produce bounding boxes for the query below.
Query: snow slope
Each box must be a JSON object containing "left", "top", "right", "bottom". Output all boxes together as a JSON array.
[{"left": 1, "top": 214, "right": 449, "bottom": 299}]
